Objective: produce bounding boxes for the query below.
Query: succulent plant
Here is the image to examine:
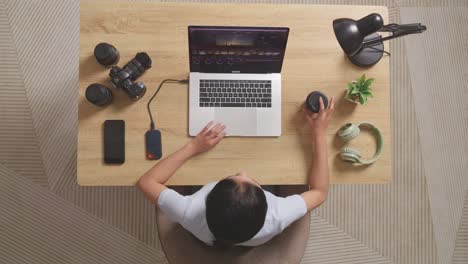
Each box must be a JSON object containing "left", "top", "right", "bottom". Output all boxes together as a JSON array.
[{"left": 345, "top": 74, "right": 374, "bottom": 105}]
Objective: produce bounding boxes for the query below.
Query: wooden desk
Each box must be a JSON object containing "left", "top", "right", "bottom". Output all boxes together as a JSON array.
[{"left": 78, "top": 2, "right": 391, "bottom": 186}]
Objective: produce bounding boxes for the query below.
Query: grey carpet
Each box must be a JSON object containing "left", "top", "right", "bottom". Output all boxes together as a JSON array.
[
  {"left": 4, "top": 0, "right": 79, "bottom": 191},
  {"left": 0, "top": 1, "right": 47, "bottom": 188},
  {"left": 0, "top": 164, "right": 168, "bottom": 264},
  {"left": 452, "top": 191, "right": 468, "bottom": 264},
  {"left": 1, "top": 0, "right": 466, "bottom": 263},
  {"left": 401, "top": 7, "right": 468, "bottom": 264},
  {"left": 303, "top": 213, "right": 392, "bottom": 264},
  {"left": 54, "top": 186, "right": 161, "bottom": 249}
]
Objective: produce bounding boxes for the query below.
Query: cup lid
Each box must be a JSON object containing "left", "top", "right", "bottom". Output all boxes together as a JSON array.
[
  {"left": 94, "top": 43, "right": 119, "bottom": 66},
  {"left": 86, "top": 83, "right": 111, "bottom": 104},
  {"left": 306, "top": 91, "right": 329, "bottom": 113}
]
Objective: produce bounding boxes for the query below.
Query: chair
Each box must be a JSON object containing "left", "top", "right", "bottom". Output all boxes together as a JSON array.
[{"left": 156, "top": 209, "right": 311, "bottom": 264}]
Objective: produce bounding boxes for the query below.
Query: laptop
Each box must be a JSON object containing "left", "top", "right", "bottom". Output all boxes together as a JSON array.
[{"left": 188, "top": 26, "right": 289, "bottom": 137}]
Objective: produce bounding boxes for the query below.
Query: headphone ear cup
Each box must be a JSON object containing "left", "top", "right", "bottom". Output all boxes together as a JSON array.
[
  {"left": 338, "top": 123, "right": 360, "bottom": 142},
  {"left": 340, "top": 148, "right": 362, "bottom": 163}
]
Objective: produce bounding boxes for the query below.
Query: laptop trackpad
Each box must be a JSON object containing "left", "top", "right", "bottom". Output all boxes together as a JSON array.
[{"left": 214, "top": 108, "right": 257, "bottom": 136}]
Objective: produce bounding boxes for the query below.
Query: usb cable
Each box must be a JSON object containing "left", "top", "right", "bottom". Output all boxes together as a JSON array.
[{"left": 147, "top": 78, "right": 189, "bottom": 130}]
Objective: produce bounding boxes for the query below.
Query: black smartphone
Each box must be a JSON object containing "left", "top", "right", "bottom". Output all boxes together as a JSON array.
[{"left": 103, "top": 120, "right": 125, "bottom": 164}]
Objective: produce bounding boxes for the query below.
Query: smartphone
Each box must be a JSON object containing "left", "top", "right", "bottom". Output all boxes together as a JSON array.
[{"left": 103, "top": 120, "right": 125, "bottom": 164}]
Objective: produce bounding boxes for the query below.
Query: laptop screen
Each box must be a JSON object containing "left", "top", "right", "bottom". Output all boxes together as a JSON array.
[{"left": 188, "top": 26, "right": 289, "bottom": 74}]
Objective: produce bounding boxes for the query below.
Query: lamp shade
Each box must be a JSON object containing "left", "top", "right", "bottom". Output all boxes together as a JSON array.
[{"left": 333, "top": 13, "right": 383, "bottom": 56}]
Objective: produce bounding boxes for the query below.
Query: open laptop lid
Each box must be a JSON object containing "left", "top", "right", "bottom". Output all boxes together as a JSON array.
[{"left": 189, "top": 26, "right": 289, "bottom": 74}]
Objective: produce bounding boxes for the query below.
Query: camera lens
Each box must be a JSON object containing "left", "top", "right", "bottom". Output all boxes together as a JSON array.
[
  {"left": 122, "top": 52, "right": 152, "bottom": 81},
  {"left": 127, "top": 82, "right": 147, "bottom": 100},
  {"left": 94, "top": 43, "right": 120, "bottom": 67},
  {"left": 135, "top": 52, "right": 152, "bottom": 69},
  {"left": 85, "top": 83, "right": 113, "bottom": 106}
]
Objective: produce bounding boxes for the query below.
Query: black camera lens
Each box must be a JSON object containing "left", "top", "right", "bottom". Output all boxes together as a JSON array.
[
  {"left": 122, "top": 52, "right": 152, "bottom": 81},
  {"left": 94, "top": 43, "right": 120, "bottom": 67},
  {"left": 85, "top": 83, "right": 113, "bottom": 106},
  {"left": 127, "top": 82, "right": 147, "bottom": 100}
]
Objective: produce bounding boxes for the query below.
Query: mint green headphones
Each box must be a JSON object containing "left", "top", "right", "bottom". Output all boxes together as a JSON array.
[{"left": 337, "top": 122, "right": 383, "bottom": 165}]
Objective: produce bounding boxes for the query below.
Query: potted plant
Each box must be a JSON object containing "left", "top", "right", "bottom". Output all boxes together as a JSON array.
[{"left": 345, "top": 74, "right": 374, "bottom": 105}]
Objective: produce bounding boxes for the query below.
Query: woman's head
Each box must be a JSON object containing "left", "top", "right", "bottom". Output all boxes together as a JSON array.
[{"left": 206, "top": 172, "right": 267, "bottom": 246}]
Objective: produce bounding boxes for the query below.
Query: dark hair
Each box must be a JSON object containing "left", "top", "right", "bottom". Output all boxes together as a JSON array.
[{"left": 205, "top": 178, "right": 267, "bottom": 247}]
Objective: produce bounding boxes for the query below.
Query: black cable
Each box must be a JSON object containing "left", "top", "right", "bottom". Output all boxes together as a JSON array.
[
  {"left": 147, "top": 79, "right": 188, "bottom": 130},
  {"left": 366, "top": 45, "right": 391, "bottom": 56},
  {"left": 380, "top": 24, "right": 399, "bottom": 32}
]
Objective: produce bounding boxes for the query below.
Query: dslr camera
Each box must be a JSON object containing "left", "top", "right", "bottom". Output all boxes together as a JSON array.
[
  {"left": 109, "top": 52, "right": 152, "bottom": 101},
  {"left": 91, "top": 42, "right": 152, "bottom": 102}
]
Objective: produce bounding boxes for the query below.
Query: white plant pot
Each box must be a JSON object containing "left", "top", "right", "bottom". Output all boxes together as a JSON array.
[{"left": 344, "top": 89, "right": 361, "bottom": 105}]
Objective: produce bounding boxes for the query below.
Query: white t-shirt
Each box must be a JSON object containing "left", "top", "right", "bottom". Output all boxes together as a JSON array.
[{"left": 158, "top": 182, "right": 308, "bottom": 246}]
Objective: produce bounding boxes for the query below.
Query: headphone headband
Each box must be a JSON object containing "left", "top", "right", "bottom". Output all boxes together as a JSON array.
[{"left": 337, "top": 122, "right": 383, "bottom": 165}]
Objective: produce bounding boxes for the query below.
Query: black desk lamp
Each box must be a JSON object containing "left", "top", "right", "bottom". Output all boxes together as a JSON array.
[{"left": 333, "top": 13, "right": 426, "bottom": 67}]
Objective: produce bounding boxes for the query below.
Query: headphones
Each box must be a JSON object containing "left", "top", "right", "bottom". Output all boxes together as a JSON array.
[{"left": 337, "top": 122, "right": 383, "bottom": 165}]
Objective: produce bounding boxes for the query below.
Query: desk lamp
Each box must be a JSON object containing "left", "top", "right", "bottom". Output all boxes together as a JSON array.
[{"left": 333, "top": 13, "right": 426, "bottom": 67}]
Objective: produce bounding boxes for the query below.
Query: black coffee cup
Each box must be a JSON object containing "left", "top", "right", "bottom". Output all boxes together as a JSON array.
[
  {"left": 305, "top": 91, "right": 329, "bottom": 113},
  {"left": 94, "top": 42, "right": 120, "bottom": 67},
  {"left": 85, "top": 83, "right": 113, "bottom": 106}
]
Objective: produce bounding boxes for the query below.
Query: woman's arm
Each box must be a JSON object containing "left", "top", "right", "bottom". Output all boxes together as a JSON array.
[
  {"left": 300, "top": 97, "right": 335, "bottom": 211},
  {"left": 137, "top": 121, "right": 225, "bottom": 203}
]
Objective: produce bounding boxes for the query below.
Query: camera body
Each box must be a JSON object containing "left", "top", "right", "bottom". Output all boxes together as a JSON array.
[{"left": 109, "top": 52, "right": 152, "bottom": 101}]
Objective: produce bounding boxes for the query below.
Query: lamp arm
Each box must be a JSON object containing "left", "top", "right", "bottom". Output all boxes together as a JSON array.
[{"left": 362, "top": 23, "right": 427, "bottom": 47}]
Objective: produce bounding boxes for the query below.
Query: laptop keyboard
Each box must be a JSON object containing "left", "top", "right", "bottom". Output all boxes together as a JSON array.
[{"left": 199, "top": 79, "right": 272, "bottom": 108}]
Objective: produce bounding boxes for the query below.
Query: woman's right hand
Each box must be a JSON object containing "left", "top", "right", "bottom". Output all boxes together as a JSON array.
[
  {"left": 186, "top": 121, "right": 226, "bottom": 155},
  {"left": 303, "top": 97, "right": 335, "bottom": 137}
]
